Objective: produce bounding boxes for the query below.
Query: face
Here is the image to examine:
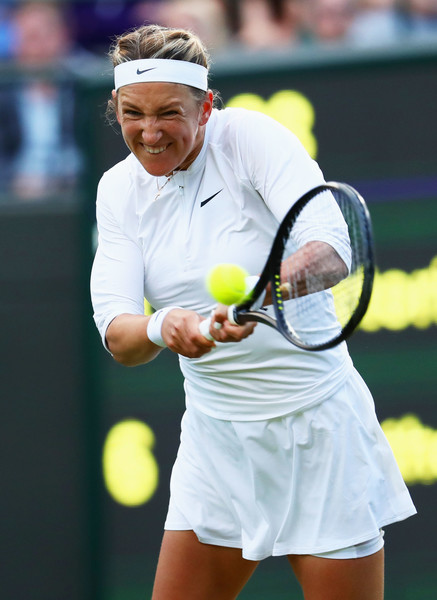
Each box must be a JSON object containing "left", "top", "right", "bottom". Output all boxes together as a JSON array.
[
  {"left": 15, "top": 4, "right": 70, "bottom": 66},
  {"left": 115, "top": 82, "right": 213, "bottom": 177}
]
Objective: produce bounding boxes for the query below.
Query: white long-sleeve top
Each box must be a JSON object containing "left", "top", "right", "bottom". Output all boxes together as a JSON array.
[{"left": 91, "top": 107, "right": 353, "bottom": 420}]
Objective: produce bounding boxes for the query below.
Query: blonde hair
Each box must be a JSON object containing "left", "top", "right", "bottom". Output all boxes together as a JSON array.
[{"left": 109, "top": 24, "right": 211, "bottom": 70}]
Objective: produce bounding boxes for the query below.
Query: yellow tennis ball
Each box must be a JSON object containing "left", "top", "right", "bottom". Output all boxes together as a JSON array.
[{"left": 206, "top": 263, "right": 249, "bottom": 305}]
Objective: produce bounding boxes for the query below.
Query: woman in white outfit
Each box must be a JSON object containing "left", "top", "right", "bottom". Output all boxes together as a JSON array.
[{"left": 91, "top": 24, "right": 416, "bottom": 600}]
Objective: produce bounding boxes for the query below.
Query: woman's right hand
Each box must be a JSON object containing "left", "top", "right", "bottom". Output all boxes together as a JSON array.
[
  {"left": 161, "top": 308, "right": 217, "bottom": 358},
  {"left": 163, "top": 307, "right": 256, "bottom": 358}
]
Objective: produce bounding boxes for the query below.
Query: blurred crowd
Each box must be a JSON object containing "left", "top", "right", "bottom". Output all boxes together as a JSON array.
[
  {"left": 0, "top": 0, "right": 436, "bottom": 201},
  {"left": 2, "top": 0, "right": 437, "bottom": 60}
]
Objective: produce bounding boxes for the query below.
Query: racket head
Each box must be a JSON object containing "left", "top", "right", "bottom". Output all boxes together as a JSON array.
[
  {"left": 234, "top": 182, "right": 375, "bottom": 350},
  {"left": 272, "top": 182, "right": 374, "bottom": 350}
]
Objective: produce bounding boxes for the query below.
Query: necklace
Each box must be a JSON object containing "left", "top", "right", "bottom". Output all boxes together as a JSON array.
[{"left": 154, "top": 171, "right": 178, "bottom": 202}]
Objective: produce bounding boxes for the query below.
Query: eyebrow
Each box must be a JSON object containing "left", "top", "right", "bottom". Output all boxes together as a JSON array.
[
  {"left": 119, "top": 99, "right": 143, "bottom": 109},
  {"left": 120, "top": 102, "right": 138, "bottom": 110}
]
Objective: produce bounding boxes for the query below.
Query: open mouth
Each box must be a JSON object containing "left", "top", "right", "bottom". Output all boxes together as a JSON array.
[{"left": 144, "top": 144, "right": 168, "bottom": 155}]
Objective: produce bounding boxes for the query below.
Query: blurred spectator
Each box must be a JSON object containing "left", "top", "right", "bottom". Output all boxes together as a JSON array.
[
  {"left": 222, "top": 0, "right": 305, "bottom": 50},
  {"left": 72, "top": 0, "right": 149, "bottom": 55},
  {"left": 402, "top": 0, "right": 437, "bottom": 39},
  {"left": 347, "top": 0, "right": 403, "bottom": 47},
  {"left": 303, "top": 0, "right": 356, "bottom": 45},
  {"left": 133, "top": 0, "right": 229, "bottom": 53},
  {"left": 237, "top": 0, "right": 304, "bottom": 49},
  {"left": 0, "top": 3, "right": 14, "bottom": 59},
  {"left": 0, "top": 1, "right": 83, "bottom": 201}
]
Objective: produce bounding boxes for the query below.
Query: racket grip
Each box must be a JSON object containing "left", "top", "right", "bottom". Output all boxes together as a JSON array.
[
  {"left": 227, "top": 305, "right": 238, "bottom": 325},
  {"left": 199, "top": 302, "right": 245, "bottom": 339},
  {"left": 199, "top": 317, "right": 222, "bottom": 340}
]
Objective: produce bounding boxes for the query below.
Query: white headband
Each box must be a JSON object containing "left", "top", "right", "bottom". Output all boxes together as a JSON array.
[{"left": 114, "top": 59, "right": 208, "bottom": 92}]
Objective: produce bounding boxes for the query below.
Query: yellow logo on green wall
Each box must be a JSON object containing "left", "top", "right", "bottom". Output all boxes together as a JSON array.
[
  {"left": 102, "top": 419, "right": 159, "bottom": 506},
  {"left": 362, "top": 257, "right": 437, "bottom": 332},
  {"left": 382, "top": 415, "right": 437, "bottom": 485}
]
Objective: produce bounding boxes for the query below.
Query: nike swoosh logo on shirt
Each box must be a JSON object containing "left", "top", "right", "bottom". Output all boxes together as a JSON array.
[
  {"left": 136, "top": 67, "right": 157, "bottom": 75},
  {"left": 200, "top": 189, "right": 223, "bottom": 207}
]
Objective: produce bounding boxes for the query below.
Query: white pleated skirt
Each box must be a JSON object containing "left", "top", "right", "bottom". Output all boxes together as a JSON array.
[{"left": 165, "top": 369, "right": 416, "bottom": 561}]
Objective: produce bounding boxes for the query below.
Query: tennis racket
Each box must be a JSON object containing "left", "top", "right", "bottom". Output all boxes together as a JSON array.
[{"left": 199, "top": 181, "right": 374, "bottom": 351}]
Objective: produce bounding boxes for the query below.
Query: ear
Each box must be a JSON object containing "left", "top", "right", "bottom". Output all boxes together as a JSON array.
[
  {"left": 199, "top": 90, "right": 214, "bottom": 126},
  {"left": 112, "top": 89, "right": 121, "bottom": 125}
]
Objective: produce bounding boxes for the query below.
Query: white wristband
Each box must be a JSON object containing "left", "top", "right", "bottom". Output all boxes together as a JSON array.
[{"left": 147, "top": 306, "right": 182, "bottom": 347}]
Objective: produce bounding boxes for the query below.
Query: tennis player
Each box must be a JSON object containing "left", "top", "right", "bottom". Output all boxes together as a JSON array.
[{"left": 91, "top": 24, "right": 416, "bottom": 600}]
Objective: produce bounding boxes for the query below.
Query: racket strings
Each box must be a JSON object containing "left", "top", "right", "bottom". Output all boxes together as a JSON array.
[
  {"left": 331, "top": 192, "right": 366, "bottom": 325},
  {"left": 277, "top": 188, "right": 369, "bottom": 347}
]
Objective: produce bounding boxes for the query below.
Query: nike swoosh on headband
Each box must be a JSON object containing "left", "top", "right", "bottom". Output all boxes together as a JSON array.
[
  {"left": 136, "top": 67, "right": 157, "bottom": 75},
  {"left": 200, "top": 189, "right": 223, "bottom": 207}
]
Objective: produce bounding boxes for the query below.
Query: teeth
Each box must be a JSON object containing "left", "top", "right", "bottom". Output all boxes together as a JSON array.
[{"left": 145, "top": 145, "right": 167, "bottom": 154}]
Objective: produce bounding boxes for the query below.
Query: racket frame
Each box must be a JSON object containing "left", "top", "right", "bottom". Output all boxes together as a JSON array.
[{"left": 229, "top": 182, "right": 375, "bottom": 350}]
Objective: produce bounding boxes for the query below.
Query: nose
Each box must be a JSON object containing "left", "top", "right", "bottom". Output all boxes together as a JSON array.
[{"left": 141, "top": 117, "right": 162, "bottom": 146}]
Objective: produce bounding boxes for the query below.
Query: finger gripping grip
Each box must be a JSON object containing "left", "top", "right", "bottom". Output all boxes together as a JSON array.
[
  {"left": 199, "top": 317, "right": 223, "bottom": 340},
  {"left": 198, "top": 318, "right": 213, "bottom": 340}
]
